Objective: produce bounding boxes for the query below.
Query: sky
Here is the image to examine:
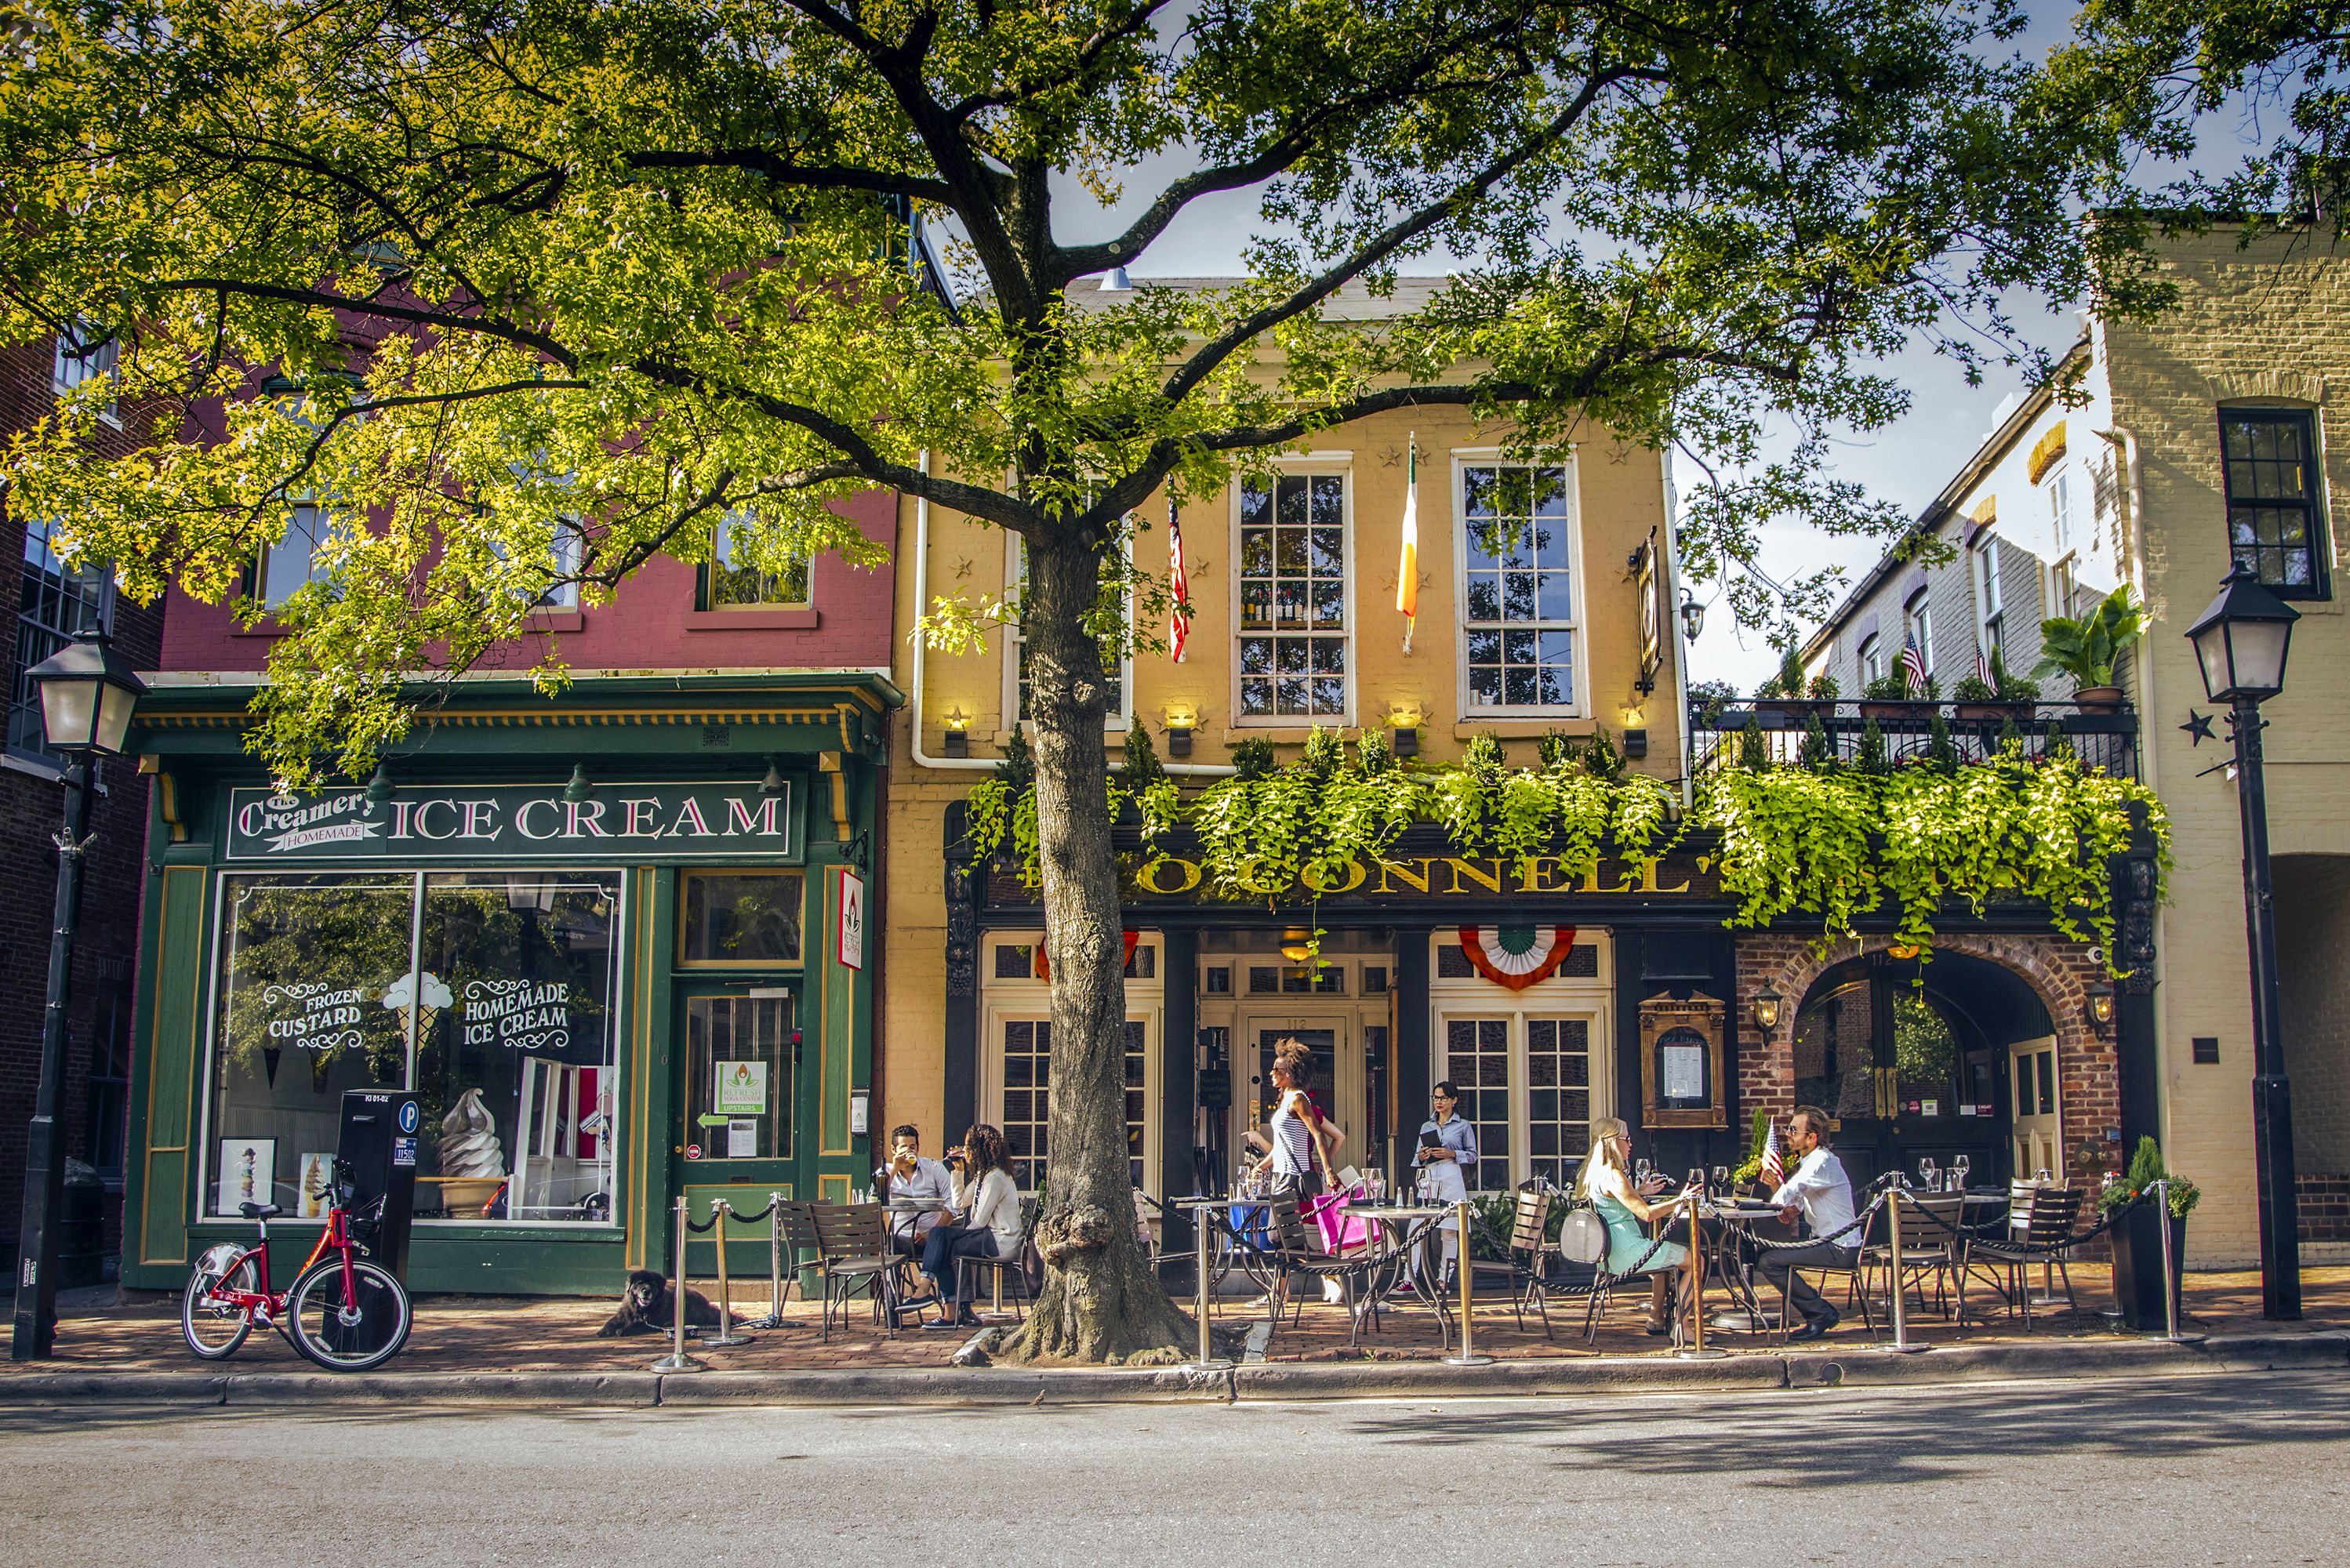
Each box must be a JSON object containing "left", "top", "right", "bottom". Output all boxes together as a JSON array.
[{"left": 994, "top": 2, "right": 2270, "bottom": 698}]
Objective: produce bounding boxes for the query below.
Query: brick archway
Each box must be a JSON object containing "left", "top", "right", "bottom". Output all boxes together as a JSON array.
[{"left": 1733, "top": 931, "right": 2119, "bottom": 1183}]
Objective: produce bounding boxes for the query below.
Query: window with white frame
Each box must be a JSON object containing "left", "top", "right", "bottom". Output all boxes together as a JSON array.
[
  {"left": 2047, "top": 465, "right": 2075, "bottom": 555},
  {"left": 51, "top": 320, "right": 119, "bottom": 423},
  {"left": 1460, "top": 463, "right": 1577, "bottom": 711},
  {"left": 256, "top": 502, "right": 332, "bottom": 611},
  {"left": 1440, "top": 1011, "right": 1599, "bottom": 1190},
  {"left": 1237, "top": 473, "right": 1348, "bottom": 720},
  {"left": 1904, "top": 596, "right": 1933, "bottom": 675},
  {"left": 1859, "top": 634, "right": 1883, "bottom": 684},
  {"left": 1006, "top": 537, "right": 1129, "bottom": 723},
  {"left": 706, "top": 510, "right": 811, "bottom": 608},
  {"left": 1973, "top": 535, "right": 2005, "bottom": 657}
]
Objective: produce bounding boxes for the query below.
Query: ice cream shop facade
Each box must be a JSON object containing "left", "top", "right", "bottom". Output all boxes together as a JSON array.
[{"left": 117, "top": 669, "right": 895, "bottom": 1296}]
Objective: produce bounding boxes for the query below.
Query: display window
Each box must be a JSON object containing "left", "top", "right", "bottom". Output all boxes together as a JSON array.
[{"left": 203, "top": 869, "right": 624, "bottom": 1226}]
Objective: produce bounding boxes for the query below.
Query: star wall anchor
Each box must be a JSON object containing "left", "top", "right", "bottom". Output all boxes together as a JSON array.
[{"left": 2181, "top": 710, "right": 2217, "bottom": 746}]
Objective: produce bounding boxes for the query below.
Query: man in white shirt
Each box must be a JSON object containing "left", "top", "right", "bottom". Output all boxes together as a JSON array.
[
  {"left": 1755, "top": 1105, "right": 1859, "bottom": 1341},
  {"left": 877, "top": 1124, "right": 954, "bottom": 1257}
]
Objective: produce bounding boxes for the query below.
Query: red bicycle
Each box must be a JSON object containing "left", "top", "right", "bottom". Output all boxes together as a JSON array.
[{"left": 181, "top": 1160, "right": 412, "bottom": 1372}]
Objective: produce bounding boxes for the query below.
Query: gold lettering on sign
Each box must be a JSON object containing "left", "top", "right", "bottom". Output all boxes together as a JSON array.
[
  {"left": 1376, "top": 859, "right": 1433, "bottom": 894},
  {"left": 1639, "top": 858, "right": 1691, "bottom": 894},
  {"left": 1300, "top": 858, "right": 1369, "bottom": 895},
  {"left": 1520, "top": 857, "right": 1579, "bottom": 895},
  {"left": 1135, "top": 856, "right": 1203, "bottom": 895},
  {"left": 1235, "top": 858, "right": 1291, "bottom": 897},
  {"left": 1445, "top": 858, "right": 1504, "bottom": 895}
]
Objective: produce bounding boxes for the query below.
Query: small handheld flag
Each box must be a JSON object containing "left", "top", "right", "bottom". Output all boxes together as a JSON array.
[
  {"left": 1760, "top": 1120, "right": 1786, "bottom": 1190},
  {"left": 1168, "top": 496, "right": 1190, "bottom": 663},
  {"left": 1397, "top": 434, "right": 1420, "bottom": 652}
]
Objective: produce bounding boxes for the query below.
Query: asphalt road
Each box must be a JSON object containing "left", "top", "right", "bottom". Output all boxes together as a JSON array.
[{"left": 2, "top": 1373, "right": 2345, "bottom": 1566}]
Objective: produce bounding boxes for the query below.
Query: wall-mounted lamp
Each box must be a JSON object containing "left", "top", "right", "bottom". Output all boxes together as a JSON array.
[
  {"left": 361, "top": 763, "right": 394, "bottom": 819},
  {"left": 562, "top": 763, "right": 594, "bottom": 804},
  {"left": 1389, "top": 702, "right": 1422, "bottom": 759},
  {"left": 1680, "top": 592, "right": 1706, "bottom": 642},
  {"left": 2087, "top": 982, "right": 2116, "bottom": 1036},
  {"left": 1752, "top": 985, "right": 1784, "bottom": 1040},
  {"left": 760, "top": 758, "right": 787, "bottom": 799},
  {"left": 1164, "top": 705, "right": 1197, "bottom": 758},
  {"left": 942, "top": 707, "right": 970, "bottom": 759},
  {"left": 1280, "top": 926, "right": 1314, "bottom": 963}
]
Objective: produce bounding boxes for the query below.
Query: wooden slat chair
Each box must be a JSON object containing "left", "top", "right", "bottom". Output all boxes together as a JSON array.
[
  {"left": 1973, "top": 1182, "right": 2084, "bottom": 1327},
  {"left": 1861, "top": 1192, "right": 1969, "bottom": 1322},
  {"left": 1468, "top": 1185, "right": 1560, "bottom": 1339},
  {"left": 808, "top": 1201, "right": 899, "bottom": 1343}
]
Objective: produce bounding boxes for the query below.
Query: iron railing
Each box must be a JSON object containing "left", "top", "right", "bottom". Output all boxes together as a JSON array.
[{"left": 1688, "top": 699, "right": 2140, "bottom": 781}]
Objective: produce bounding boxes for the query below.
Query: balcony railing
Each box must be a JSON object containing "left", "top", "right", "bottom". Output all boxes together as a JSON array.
[{"left": 1688, "top": 699, "right": 2140, "bottom": 781}]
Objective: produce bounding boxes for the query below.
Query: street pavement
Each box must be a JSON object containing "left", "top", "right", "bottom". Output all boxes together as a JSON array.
[{"left": 0, "top": 1371, "right": 2343, "bottom": 1565}]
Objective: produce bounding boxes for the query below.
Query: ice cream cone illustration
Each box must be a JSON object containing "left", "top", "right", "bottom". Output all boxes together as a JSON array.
[
  {"left": 380, "top": 970, "right": 454, "bottom": 1047},
  {"left": 439, "top": 1087, "right": 506, "bottom": 1180}
]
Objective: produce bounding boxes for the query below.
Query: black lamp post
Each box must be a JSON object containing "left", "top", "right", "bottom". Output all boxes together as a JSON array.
[
  {"left": 2185, "top": 564, "right": 2302, "bottom": 1320},
  {"left": 9, "top": 633, "right": 147, "bottom": 1359}
]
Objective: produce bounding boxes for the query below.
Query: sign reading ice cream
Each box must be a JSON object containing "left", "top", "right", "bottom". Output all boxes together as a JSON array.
[{"left": 227, "top": 781, "right": 797, "bottom": 862}]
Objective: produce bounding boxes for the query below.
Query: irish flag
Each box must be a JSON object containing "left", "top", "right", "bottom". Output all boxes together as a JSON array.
[{"left": 1397, "top": 434, "right": 1419, "bottom": 650}]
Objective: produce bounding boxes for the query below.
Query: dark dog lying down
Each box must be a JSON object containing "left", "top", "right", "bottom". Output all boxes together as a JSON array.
[{"left": 596, "top": 1269, "right": 724, "bottom": 1337}]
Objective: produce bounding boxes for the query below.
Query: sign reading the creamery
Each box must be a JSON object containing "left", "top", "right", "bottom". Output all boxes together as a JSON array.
[{"left": 227, "top": 781, "right": 797, "bottom": 862}]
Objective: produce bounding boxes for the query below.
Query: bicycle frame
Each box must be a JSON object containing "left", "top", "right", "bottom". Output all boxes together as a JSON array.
[{"left": 203, "top": 1206, "right": 358, "bottom": 1326}]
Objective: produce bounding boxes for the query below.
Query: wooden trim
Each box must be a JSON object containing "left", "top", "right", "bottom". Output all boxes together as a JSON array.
[{"left": 1639, "top": 990, "right": 1727, "bottom": 1130}]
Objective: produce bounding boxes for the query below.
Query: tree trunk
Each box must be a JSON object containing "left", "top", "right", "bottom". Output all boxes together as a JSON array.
[{"left": 996, "top": 530, "right": 1194, "bottom": 1364}]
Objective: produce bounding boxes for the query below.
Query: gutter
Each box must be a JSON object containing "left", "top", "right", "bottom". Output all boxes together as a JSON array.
[{"left": 905, "top": 450, "right": 1233, "bottom": 777}]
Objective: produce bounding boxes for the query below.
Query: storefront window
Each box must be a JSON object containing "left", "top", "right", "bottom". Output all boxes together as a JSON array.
[
  {"left": 684, "top": 993, "right": 796, "bottom": 1160},
  {"left": 206, "top": 870, "right": 623, "bottom": 1226},
  {"left": 680, "top": 870, "right": 804, "bottom": 967}
]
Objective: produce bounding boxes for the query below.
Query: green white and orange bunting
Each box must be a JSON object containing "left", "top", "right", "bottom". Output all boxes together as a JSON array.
[{"left": 1456, "top": 925, "right": 1577, "bottom": 989}]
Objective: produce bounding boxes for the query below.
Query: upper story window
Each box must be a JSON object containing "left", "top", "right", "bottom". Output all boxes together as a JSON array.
[
  {"left": 1973, "top": 535, "right": 2005, "bottom": 655},
  {"left": 1903, "top": 594, "right": 1934, "bottom": 676},
  {"left": 2221, "top": 408, "right": 2330, "bottom": 598},
  {"left": 1237, "top": 473, "right": 1348, "bottom": 720},
  {"left": 1461, "top": 463, "right": 1578, "bottom": 713},
  {"left": 2046, "top": 464, "right": 2075, "bottom": 557},
  {"left": 535, "top": 522, "right": 583, "bottom": 611},
  {"left": 10, "top": 519, "right": 113, "bottom": 763},
  {"left": 1858, "top": 633, "right": 1883, "bottom": 684},
  {"left": 1007, "top": 537, "right": 1129, "bottom": 724},
  {"left": 256, "top": 502, "right": 332, "bottom": 612},
  {"left": 51, "top": 320, "right": 120, "bottom": 426},
  {"left": 706, "top": 511, "right": 810, "bottom": 608}
]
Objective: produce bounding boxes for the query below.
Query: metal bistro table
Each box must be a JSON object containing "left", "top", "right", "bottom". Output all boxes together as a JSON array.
[
  {"left": 1698, "top": 1198, "right": 1795, "bottom": 1335},
  {"left": 882, "top": 1198, "right": 948, "bottom": 1326},
  {"left": 1338, "top": 1202, "right": 1456, "bottom": 1350},
  {"left": 1171, "top": 1196, "right": 1242, "bottom": 1371}
]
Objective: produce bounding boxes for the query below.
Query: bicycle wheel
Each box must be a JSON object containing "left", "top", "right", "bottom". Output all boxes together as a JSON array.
[
  {"left": 180, "top": 1247, "right": 257, "bottom": 1359},
  {"left": 285, "top": 1257, "right": 411, "bottom": 1372}
]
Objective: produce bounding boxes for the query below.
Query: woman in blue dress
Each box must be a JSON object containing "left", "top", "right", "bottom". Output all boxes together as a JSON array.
[{"left": 1575, "top": 1116, "right": 1692, "bottom": 1337}]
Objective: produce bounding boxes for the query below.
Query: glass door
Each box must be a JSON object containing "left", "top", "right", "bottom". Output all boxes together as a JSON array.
[
  {"left": 678, "top": 987, "right": 799, "bottom": 1272},
  {"left": 1243, "top": 1021, "right": 1355, "bottom": 1181}
]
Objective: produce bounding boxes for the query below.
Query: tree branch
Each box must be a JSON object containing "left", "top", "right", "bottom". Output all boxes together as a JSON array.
[
  {"left": 154, "top": 278, "right": 578, "bottom": 367},
  {"left": 625, "top": 149, "right": 953, "bottom": 204}
]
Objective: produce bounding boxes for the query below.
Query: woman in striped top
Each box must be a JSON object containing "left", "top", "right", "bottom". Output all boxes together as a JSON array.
[{"left": 1251, "top": 1040, "right": 1338, "bottom": 1200}]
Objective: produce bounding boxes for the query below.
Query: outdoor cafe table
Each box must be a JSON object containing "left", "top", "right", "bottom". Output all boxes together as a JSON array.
[
  {"left": 1336, "top": 1202, "right": 1455, "bottom": 1349},
  {"left": 1694, "top": 1198, "right": 1792, "bottom": 1334},
  {"left": 882, "top": 1199, "right": 945, "bottom": 1323}
]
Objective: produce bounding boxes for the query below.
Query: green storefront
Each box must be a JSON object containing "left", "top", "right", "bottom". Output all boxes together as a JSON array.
[{"left": 121, "top": 671, "right": 896, "bottom": 1295}]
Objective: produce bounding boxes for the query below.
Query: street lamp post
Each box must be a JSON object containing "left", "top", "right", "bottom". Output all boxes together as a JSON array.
[
  {"left": 2185, "top": 564, "right": 2302, "bottom": 1320},
  {"left": 9, "top": 633, "right": 147, "bottom": 1360}
]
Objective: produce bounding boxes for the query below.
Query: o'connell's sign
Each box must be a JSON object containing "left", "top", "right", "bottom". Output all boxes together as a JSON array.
[
  {"left": 986, "top": 851, "right": 1722, "bottom": 906},
  {"left": 227, "top": 782, "right": 797, "bottom": 862}
]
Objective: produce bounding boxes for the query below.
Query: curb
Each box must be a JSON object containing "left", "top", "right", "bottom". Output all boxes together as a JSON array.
[{"left": 0, "top": 1333, "right": 2341, "bottom": 1410}]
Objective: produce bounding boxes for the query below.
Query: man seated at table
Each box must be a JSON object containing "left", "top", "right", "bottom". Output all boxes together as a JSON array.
[
  {"left": 1755, "top": 1105, "right": 1859, "bottom": 1342},
  {"left": 876, "top": 1124, "right": 953, "bottom": 1258}
]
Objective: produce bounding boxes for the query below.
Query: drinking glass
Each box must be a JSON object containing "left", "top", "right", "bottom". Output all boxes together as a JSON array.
[
  {"left": 1952, "top": 1154, "right": 1972, "bottom": 1192},
  {"left": 1918, "top": 1157, "right": 1938, "bottom": 1192},
  {"left": 1712, "top": 1166, "right": 1730, "bottom": 1192},
  {"left": 1635, "top": 1157, "right": 1651, "bottom": 1185}
]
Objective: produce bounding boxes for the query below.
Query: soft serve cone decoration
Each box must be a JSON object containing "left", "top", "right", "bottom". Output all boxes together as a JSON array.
[{"left": 438, "top": 1088, "right": 506, "bottom": 1180}]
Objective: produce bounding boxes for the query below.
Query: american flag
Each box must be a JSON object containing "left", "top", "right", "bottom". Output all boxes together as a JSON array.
[
  {"left": 1901, "top": 634, "right": 1929, "bottom": 695},
  {"left": 1975, "top": 644, "right": 1993, "bottom": 688},
  {"left": 1760, "top": 1119, "right": 1787, "bottom": 1190},
  {"left": 1168, "top": 496, "right": 1190, "bottom": 662}
]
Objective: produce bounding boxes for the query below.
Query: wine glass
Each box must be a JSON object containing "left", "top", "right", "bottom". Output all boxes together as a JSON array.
[
  {"left": 1918, "top": 1156, "right": 1938, "bottom": 1193},
  {"left": 1711, "top": 1165, "right": 1730, "bottom": 1195},
  {"left": 1952, "top": 1154, "right": 1972, "bottom": 1192},
  {"left": 1635, "top": 1157, "right": 1652, "bottom": 1187}
]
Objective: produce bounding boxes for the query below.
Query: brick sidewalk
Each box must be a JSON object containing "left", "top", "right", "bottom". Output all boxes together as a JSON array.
[{"left": 10, "top": 1265, "right": 2346, "bottom": 1374}]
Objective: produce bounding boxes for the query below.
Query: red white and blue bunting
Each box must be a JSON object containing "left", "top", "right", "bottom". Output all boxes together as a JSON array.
[{"left": 1457, "top": 925, "right": 1578, "bottom": 990}]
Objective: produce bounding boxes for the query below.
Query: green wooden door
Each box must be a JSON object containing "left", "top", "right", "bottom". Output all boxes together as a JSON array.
[{"left": 677, "top": 985, "right": 802, "bottom": 1288}]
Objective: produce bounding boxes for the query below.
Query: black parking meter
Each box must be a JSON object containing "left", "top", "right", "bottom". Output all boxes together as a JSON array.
[{"left": 338, "top": 1090, "right": 421, "bottom": 1282}]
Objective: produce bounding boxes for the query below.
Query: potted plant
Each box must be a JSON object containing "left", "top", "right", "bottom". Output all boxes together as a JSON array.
[
  {"left": 1859, "top": 670, "right": 1933, "bottom": 722},
  {"left": 1806, "top": 672, "right": 1841, "bottom": 706},
  {"left": 1754, "top": 648, "right": 1811, "bottom": 728},
  {"left": 1690, "top": 678, "right": 1738, "bottom": 728},
  {"left": 1951, "top": 672, "right": 2003, "bottom": 722},
  {"left": 2102, "top": 1134, "right": 2199, "bottom": 1332},
  {"left": 2034, "top": 584, "right": 2145, "bottom": 709}
]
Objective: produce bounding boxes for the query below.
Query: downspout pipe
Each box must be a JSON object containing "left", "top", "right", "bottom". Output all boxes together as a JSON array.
[{"left": 906, "top": 451, "right": 1234, "bottom": 776}]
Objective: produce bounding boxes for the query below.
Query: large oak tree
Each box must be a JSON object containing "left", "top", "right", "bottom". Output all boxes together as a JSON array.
[{"left": 2, "top": 0, "right": 2122, "bottom": 1360}]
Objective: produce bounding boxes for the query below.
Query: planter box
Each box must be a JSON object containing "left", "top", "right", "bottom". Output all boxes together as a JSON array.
[
  {"left": 1858, "top": 701, "right": 1909, "bottom": 724},
  {"left": 2108, "top": 1201, "right": 2185, "bottom": 1331}
]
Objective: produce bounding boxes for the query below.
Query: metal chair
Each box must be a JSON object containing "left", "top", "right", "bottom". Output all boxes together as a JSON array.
[
  {"left": 808, "top": 1201, "right": 899, "bottom": 1343},
  {"left": 1862, "top": 1191, "right": 1968, "bottom": 1322},
  {"left": 1469, "top": 1184, "right": 1560, "bottom": 1339},
  {"left": 1974, "top": 1181, "right": 2084, "bottom": 1327},
  {"left": 957, "top": 1195, "right": 1041, "bottom": 1322}
]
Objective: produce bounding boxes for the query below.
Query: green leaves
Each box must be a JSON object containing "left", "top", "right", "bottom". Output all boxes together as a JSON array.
[{"left": 2033, "top": 584, "right": 2146, "bottom": 689}]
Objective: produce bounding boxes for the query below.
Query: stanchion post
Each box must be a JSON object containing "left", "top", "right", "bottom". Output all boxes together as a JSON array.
[
  {"left": 1444, "top": 1198, "right": 1491, "bottom": 1367},
  {"left": 650, "top": 1195, "right": 707, "bottom": 1374},
  {"left": 703, "top": 1200, "right": 753, "bottom": 1346},
  {"left": 2156, "top": 1179, "right": 2181, "bottom": 1342},
  {"left": 1180, "top": 1199, "right": 1231, "bottom": 1373},
  {"left": 747, "top": 1192, "right": 786, "bottom": 1330},
  {"left": 1872, "top": 1185, "right": 1928, "bottom": 1354},
  {"left": 1676, "top": 1190, "right": 1728, "bottom": 1359}
]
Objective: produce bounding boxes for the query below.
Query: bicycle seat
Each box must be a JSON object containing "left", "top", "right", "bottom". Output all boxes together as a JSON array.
[{"left": 238, "top": 1202, "right": 282, "bottom": 1219}]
